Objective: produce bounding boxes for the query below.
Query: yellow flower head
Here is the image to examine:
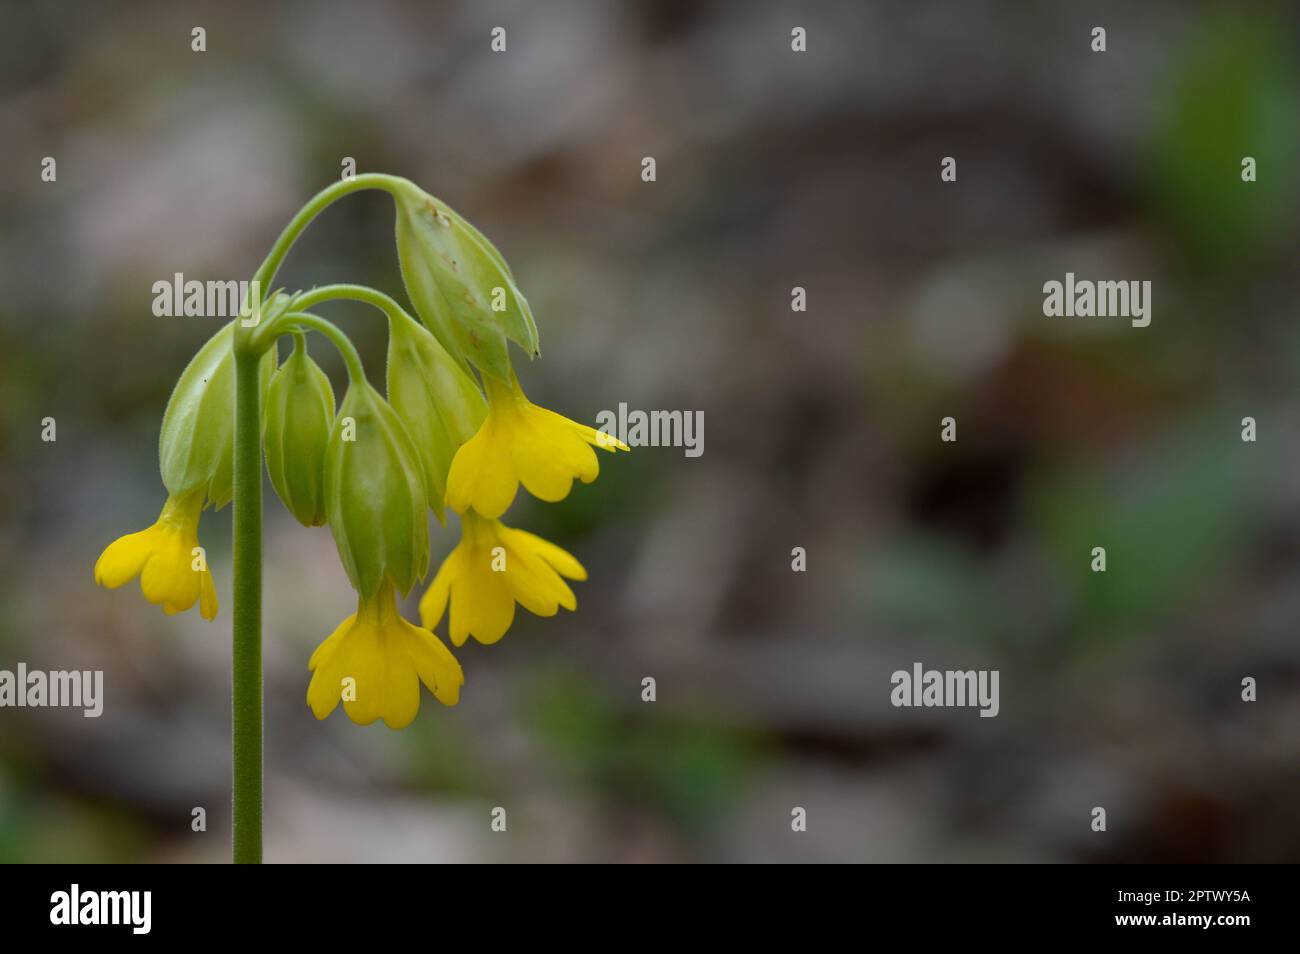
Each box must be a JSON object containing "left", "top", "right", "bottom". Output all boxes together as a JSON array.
[
  {"left": 444, "top": 371, "right": 627, "bottom": 519},
  {"left": 308, "top": 581, "right": 463, "bottom": 729},
  {"left": 420, "top": 510, "right": 588, "bottom": 646},
  {"left": 94, "top": 489, "right": 218, "bottom": 620}
]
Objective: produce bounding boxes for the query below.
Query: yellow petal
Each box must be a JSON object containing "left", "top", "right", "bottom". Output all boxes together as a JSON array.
[
  {"left": 446, "top": 373, "right": 627, "bottom": 516},
  {"left": 506, "top": 559, "right": 571, "bottom": 617},
  {"left": 139, "top": 533, "right": 199, "bottom": 613},
  {"left": 401, "top": 621, "right": 464, "bottom": 707},
  {"left": 449, "top": 552, "right": 515, "bottom": 645},
  {"left": 445, "top": 418, "right": 519, "bottom": 518},
  {"left": 95, "top": 491, "right": 217, "bottom": 620},
  {"left": 344, "top": 628, "right": 421, "bottom": 729},
  {"left": 499, "top": 541, "right": 571, "bottom": 617},
  {"left": 199, "top": 569, "right": 219, "bottom": 621},
  {"left": 511, "top": 419, "right": 596, "bottom": 502},
  {"left": 433, "top": 515, "right": 589, "bottom": 646},
  {"left": 537, "top": 405, "right": 613, "bottom": 467},
  {"left": 306, "top": 613, "right": 355, "bottom": 719},
  {"left": 94, "top": 528, "right": 157, "bottom": 589},
  {"left": 307, "top": 588, "right": 461, "bottom": 729},
  {"left": 590, "top": 424, "right": 631, "bottom": 452},
  {"left": 419, "top": 550, "right": 455, "bottom": 630},
  {"left": 508, "top": 527, "right": 588, "bottom": 581}
]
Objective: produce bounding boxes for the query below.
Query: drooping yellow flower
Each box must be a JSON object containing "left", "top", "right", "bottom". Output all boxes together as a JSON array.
[
  {"left": 307, "top": 581, "right": 463, "bottom": 729},
  {"left": 444, "top": 371, "right": 627, "bottom": 519},
  {"left": 420, "top": 510, "right": 588, "bottom": 646},
  {"left": 94, "top": 489, "right": 218, "bottom": 620}
]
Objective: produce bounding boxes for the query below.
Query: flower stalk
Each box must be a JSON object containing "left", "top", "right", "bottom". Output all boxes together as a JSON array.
[
  {"left": 95, "top": 173, "right": 625, "bottom": 864},
  {"left": 231, "top": 348, "right": 264, "bottom": 864}
]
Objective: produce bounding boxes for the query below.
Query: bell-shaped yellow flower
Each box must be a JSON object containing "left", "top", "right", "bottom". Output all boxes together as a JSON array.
[
  {"left": 307, "top": 581, "right": 463, "bottom": 729},
  {"left": 94, "top": 489, "right": 218, "bottom": 620},
  {"left": 445, "top": 371, "right": 627, "bottom": 519},
  {"left": 419, "top": 510, "right": 588, "bottom": 646}
]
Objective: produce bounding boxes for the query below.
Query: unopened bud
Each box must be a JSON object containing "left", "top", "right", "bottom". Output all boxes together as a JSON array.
[{"left": 263, "top": 340, "right": 335, "bottom": 526}]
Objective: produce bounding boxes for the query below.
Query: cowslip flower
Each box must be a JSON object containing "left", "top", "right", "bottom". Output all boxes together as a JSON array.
[
  {"left": 419, "top": 510, "right": 587, "bottom": 646},
  {"left": 95, "top": 321, "right": 275, "bottom": 624},
  {"left": 307, "top": 581, "right": 462, "bottom": 729},
  {"left": 305, "top": 373, "right": 464, "bottom": 727},
  {"left": 445, "top": 370, "right": 628, "bottom": 519},
  {"left": 94, "top": 488, "right": 218, "bottom": 620},
  {"left": 96, "top": 174, "right": 628, "bottom": 864}
]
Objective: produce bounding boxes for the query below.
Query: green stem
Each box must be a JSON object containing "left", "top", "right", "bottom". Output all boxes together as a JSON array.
[
  {"left": 251, "top": 174, "right": 412, "bottom": 298},
  {"left": 229, "top": 178, "right": 411, "bottom": 864},
  {"left": 283, "top": 311, "right": 367, "bottom": 384},
  {"left": 294, "top": 283, "right": 422, "bottom": 331},
  {"left": 232, "top": 349, "right": 264, "bottom": 864}
]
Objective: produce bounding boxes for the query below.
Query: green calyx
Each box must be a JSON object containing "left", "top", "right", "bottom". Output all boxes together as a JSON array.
[
  {"left": 263, "top": 336, "right": 335, "bottom": 526},
  {"left": 393, "top": 179, "right": 540, "bottom": 382},
  {"left": 159, "top": 321, "right": 275, "bottom": 508},
  {"left": 324, "top": 380, "right": 430, "bottom": 601},
  {"left": 386, "top": 307, "right": 486, "bottom": 522}
]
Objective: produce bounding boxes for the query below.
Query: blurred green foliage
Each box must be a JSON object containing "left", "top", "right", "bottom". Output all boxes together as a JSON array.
[
  {"left": 1029, "top": 411, "right": 1257, "bottom": 643},
  {"left": 1149, "top": 12, "right": 1299, "bottom": 267},
  {"left": 525, "top": 669, "right": 769, "bottom": 833}
]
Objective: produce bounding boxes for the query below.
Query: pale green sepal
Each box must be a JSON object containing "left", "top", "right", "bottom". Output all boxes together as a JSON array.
[
  {"left": 159, "top": 321, "right": 275, "bottom": 508},
  {"left": 324, "top": 381, "right": 430, "bottom": 601},
  {"left": 386, "top": 313, "right": 486, "bottom": 523},
  {"left": 393, "top": 182, "right": 539, "bottom": 382},
  {"left": 263, "top": 340, "right": 335, "bottom": 526}
]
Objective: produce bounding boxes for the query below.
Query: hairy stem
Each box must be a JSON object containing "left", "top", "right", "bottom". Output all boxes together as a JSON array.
[
  {"left": 294, "top": 283, "right": 423, "bottom": 331},
  {"left": 283, "top": 311, "right": 367, "bottom": 384},
  {"left": 251, "top": 174, "right": 411, "bottom": 298}
]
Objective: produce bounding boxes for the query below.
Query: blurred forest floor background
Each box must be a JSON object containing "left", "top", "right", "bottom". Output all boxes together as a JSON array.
[{"left": 0, "top": 0, "right": 1297, "bottom": 862}]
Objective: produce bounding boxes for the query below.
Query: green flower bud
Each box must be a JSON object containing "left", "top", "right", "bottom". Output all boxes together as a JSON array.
[
  {"left": 393, "top": 181, "right": 539, "bottom": 382},
  {"left": 263, "top": 339, "right": 335, "bottom": 526},
  {"left": 159, "top": 321, "right": 275, "bottom": 508},
  {"left": 324, "top": 380, "right": 430, "bottom": 601},
  {"left": 386, "top": 312, "right": 486, "bottom": 522}
]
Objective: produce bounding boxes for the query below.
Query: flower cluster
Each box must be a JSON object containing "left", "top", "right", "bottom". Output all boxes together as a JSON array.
[{"left": 96, "top": 177, "right": 625, "bottom": 729}]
